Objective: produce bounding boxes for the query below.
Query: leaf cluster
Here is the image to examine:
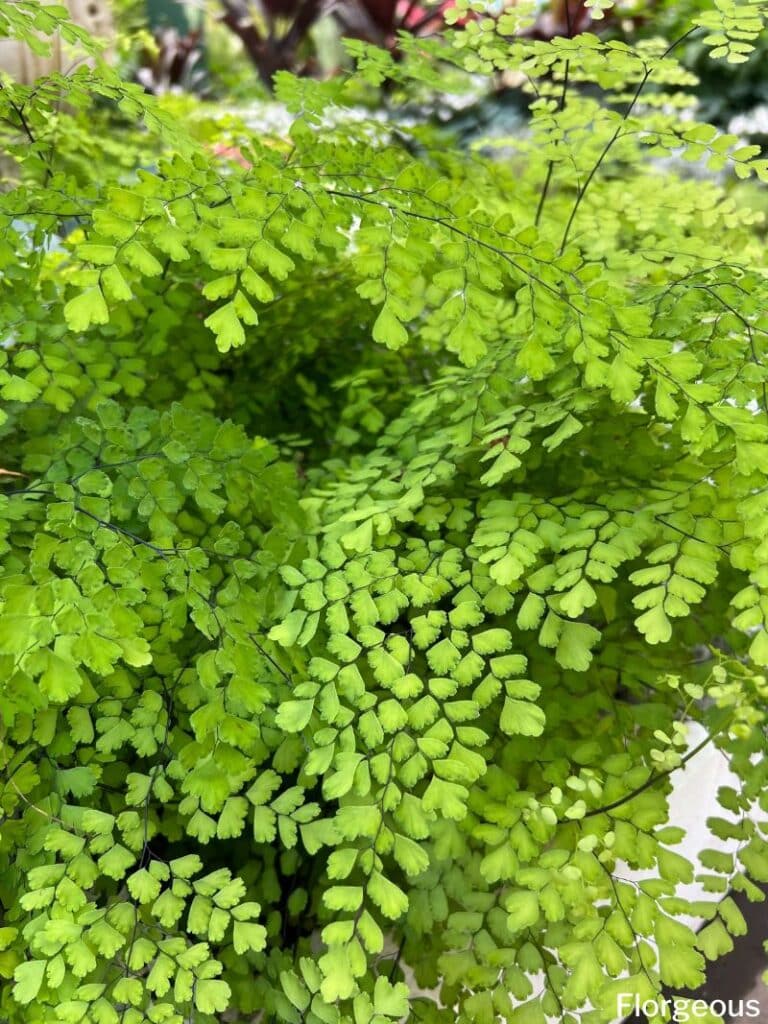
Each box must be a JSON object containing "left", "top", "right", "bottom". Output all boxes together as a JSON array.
[{"left": 1, "top": 3, "right": 768, "bottom": 1024}]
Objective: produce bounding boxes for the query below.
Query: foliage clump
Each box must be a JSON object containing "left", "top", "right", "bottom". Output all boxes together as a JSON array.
[{"left": 2, "top": 3, "right": 768, "bottom": 1024}]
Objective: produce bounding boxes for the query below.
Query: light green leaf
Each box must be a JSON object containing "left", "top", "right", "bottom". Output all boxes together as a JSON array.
[
  {"left": 506, "top": 891, "right": 539, "bottom": 933},
  {"left": 195, "top": 979, "right": 232, "bottom": 1014},
  {"left": 275, "top": 699, "right": 314, "bottom": 732},
  {"left": 13, "top": 961, "right": 46, "bottom": 1005},
  {"left": 500, "top": 698, "right": 546, "bottom": 737},
  {"left": 63, "top": 288, "right": 109, "bottom": 331}
]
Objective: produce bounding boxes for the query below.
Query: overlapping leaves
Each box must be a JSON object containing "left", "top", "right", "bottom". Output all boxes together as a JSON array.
[{"left": 2, "top": 2, "right": 768, "bottom": 1024}]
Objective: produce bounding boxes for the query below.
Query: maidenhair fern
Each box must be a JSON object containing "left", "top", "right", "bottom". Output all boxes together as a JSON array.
[{"left": 2, "top": 2, "right": 768, "bottom": 1023}]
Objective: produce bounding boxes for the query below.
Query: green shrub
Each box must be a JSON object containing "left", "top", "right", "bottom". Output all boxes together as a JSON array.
[{"left": 2, "top": 3, "right": 768, "bottom": 1024}]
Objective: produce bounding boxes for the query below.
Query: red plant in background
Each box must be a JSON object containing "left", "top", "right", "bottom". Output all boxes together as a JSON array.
[
  {"left": 214, "top": 0, "right": 635, "bottom": 90},
  {"left": 210, "top": 142, "right": 253, "bottom": 167},
  {"left": 397, "top": 0, "right": 458, "bottom": 32},
  {"left": 524, "top": 0, "right": 594, "bottom": 39},
  {"left": 344, "top": 0, "right": 464, "bottom": 44},
  {"left": 216, "top": 0, "right": 475, "bottom": 85}
]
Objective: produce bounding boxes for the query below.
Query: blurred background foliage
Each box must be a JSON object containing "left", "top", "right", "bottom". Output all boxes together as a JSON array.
[{"left": 99, "top": 0, "right": 768, "bottom": 153}]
